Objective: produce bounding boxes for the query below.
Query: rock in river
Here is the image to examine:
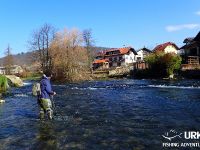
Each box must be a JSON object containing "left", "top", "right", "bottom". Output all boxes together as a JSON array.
[{"left": 5, "top": 75, "right": 24, "bottom": 87}]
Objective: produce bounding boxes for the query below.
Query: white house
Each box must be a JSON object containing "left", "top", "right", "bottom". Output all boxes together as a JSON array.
[
  {"left": 0, "top": 65, "right": 23, "bottom": 75},
  {"left": 104, "top": 47, "right": 137, "bottom": 67},
  {"left": 10, "top": 65, "right": 23, "bottom": 74},
  {"left": 93, "top": 47, "right": 138, "bottom": 69},
  {"left": 136, "top": 47, "right": 152, "bottom": 61},
  {"left": 153, "top": 42, "right": 178, "bottom": 54}
]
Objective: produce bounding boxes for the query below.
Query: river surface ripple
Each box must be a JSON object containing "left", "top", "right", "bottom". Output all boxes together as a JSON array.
[{"left": 0, "top": 79, "right": 200, "bottom": 150}]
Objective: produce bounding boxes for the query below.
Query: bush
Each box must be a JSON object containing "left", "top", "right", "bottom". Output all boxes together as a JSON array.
[
  {"left": 144, "top": 52, "right": 182, "bottom": 78},
  {"left": 0, "top": 75, "right": 8, "bottom": 93}
]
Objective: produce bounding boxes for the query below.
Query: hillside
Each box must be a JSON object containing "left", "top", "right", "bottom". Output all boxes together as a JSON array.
[{"left": 0, "top": 51, "right": 35, "bottom": 66}]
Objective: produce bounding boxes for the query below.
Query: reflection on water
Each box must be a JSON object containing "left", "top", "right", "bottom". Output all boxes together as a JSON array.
[
  {"left": 0, "top": 79, "right": 200, "bottom": 149},
  {"left": 34, "top": 122, "right": 58, "bottom": 149}
]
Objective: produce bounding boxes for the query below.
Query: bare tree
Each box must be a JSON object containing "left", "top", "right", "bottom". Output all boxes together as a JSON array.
[
  {"left": 29, "top": 23, "right": 56, "bottom": 72},
  {"left": 83, "top": 29, "right": 95, "bottom": 69},
  {"left": 4, "top": 44, "right": 14, "bottom": 74}
]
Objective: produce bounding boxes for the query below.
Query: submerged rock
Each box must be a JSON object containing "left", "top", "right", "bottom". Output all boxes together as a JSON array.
[{"left": 0, "top": 99, "right": 5, "bottom": 103}]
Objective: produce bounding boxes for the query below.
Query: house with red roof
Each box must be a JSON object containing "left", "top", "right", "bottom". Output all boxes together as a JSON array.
[
  {"left": 153, "top": 42, "right": 179, "bottom": 54},
  {"left": 93, "top": 47, "right": 137, "bottom": 70}
]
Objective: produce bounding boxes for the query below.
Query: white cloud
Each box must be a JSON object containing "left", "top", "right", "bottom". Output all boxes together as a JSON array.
[
  {"left": 166, "top": 24, "right": 200, "bottom": 32},
  {"left": 195, "top": 11, "right": 200, "bottom": 16}
]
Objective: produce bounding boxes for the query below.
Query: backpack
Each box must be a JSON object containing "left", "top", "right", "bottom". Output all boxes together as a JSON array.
[{"left": 32, "top": 82, "right": 41, "bottom": 96}]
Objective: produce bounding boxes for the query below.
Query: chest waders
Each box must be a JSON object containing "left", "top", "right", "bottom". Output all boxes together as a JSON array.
[
  {"left": 32, "top": 82, "right": 53, "bottom": 120},
  {"left": 40, "top": 98, "right": 53, "bottom": 120}
]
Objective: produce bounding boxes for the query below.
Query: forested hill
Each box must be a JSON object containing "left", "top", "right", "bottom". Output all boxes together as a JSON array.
[{"left": 0, "top": 51, "right": 35, "bottom": 66}]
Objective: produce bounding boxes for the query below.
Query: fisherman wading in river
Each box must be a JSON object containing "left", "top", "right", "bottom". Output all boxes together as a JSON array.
[{"left": 33, "top": 71, "right": 56, "bottom": 120}]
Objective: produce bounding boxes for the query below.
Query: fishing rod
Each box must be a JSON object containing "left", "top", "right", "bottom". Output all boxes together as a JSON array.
[{"left": 50, "top": 95, "right": 58, "bottom": 115}]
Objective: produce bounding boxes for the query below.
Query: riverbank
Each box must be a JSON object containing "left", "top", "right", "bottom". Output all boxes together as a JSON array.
[
  {"left": 19, "top": 66, "right": 200, "bottom": 84},
  {"left": 180, "top": 70, "right": 200, "bottom": 79},
  {"left": 92, "top": 69, "right": 200, "bottom": 81}
]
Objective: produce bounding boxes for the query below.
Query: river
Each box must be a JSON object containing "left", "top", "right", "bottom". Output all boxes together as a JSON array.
[{"left": 0, "top": 79, "right": 200, "bottom": 150}]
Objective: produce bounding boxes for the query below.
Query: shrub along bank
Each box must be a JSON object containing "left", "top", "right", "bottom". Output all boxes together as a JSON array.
[{"left": 134, "top": 53, "right": 182, "bottom": 79}]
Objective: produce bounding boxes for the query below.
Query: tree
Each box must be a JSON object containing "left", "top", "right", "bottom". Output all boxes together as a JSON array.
[
  {"left": 83, "top": 29, "right": 95, "bottom": 69},
  {"left": 29, "top": 23, "right": 56, "bottom": 73},
  {"left": 4, "top": 44, "right": 14, "bottom": 75},
  {"left": 50, "top": 28, "right": 89, "bottom": 82}
]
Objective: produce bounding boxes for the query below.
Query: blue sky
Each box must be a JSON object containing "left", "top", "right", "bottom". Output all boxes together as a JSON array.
[{"left": 0, "top": 0, "right": 200, "bottom": 57}]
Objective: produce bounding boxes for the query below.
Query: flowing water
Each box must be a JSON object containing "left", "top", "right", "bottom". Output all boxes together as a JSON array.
[{"left": 0, "top": 79, "right": 200, "bottom": 150}]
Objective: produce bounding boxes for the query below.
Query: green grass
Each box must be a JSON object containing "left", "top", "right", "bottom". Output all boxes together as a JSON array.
[
  {"left": 22, "top": 76, "right": 41, "bottom": 81},
  {"left": 0, "top": 75, "right": 8, "bottom": 93}
]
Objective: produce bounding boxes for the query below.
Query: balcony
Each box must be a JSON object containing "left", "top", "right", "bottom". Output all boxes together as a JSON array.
[{"left": 187, "top": 56, "right": 199, "bottom": 65}]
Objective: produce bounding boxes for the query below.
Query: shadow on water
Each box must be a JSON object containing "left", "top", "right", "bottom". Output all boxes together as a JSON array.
[{"left": 0, "top": 79, "right": 200, "bottom": 149}]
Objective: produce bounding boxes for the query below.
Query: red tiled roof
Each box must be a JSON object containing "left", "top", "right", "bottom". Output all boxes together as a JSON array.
[
  {"left": 95, "top": 47, "right": 137, "bottom": 59},
  {"left": 153, "top": 42, "right": 179, "bottom": 52},
  {"left": 93, "top": 59, "right": 109, "bottom": 64},
  {"left": 105, "top": 47, "right": 131, "bottom": 54},
  {"left": 104, "top": 47, "right": 137, "bottom": 55},
  {"left": 119, "top": 47, "right": 132, "bottom": 54}
]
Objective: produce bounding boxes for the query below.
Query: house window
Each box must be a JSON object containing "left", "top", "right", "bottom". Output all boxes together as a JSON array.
[
  {"left": 114, "top": 57, "right": 117, "bottom": 61},
  {"left": 117, "top": 62, "right": 121, "bottom": 66},
  {"left": 119, "top": 56, "right": 122, "bottom": 61},
  {"left": 109, "top": 57, "right": 112, "bottom": 61}
]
